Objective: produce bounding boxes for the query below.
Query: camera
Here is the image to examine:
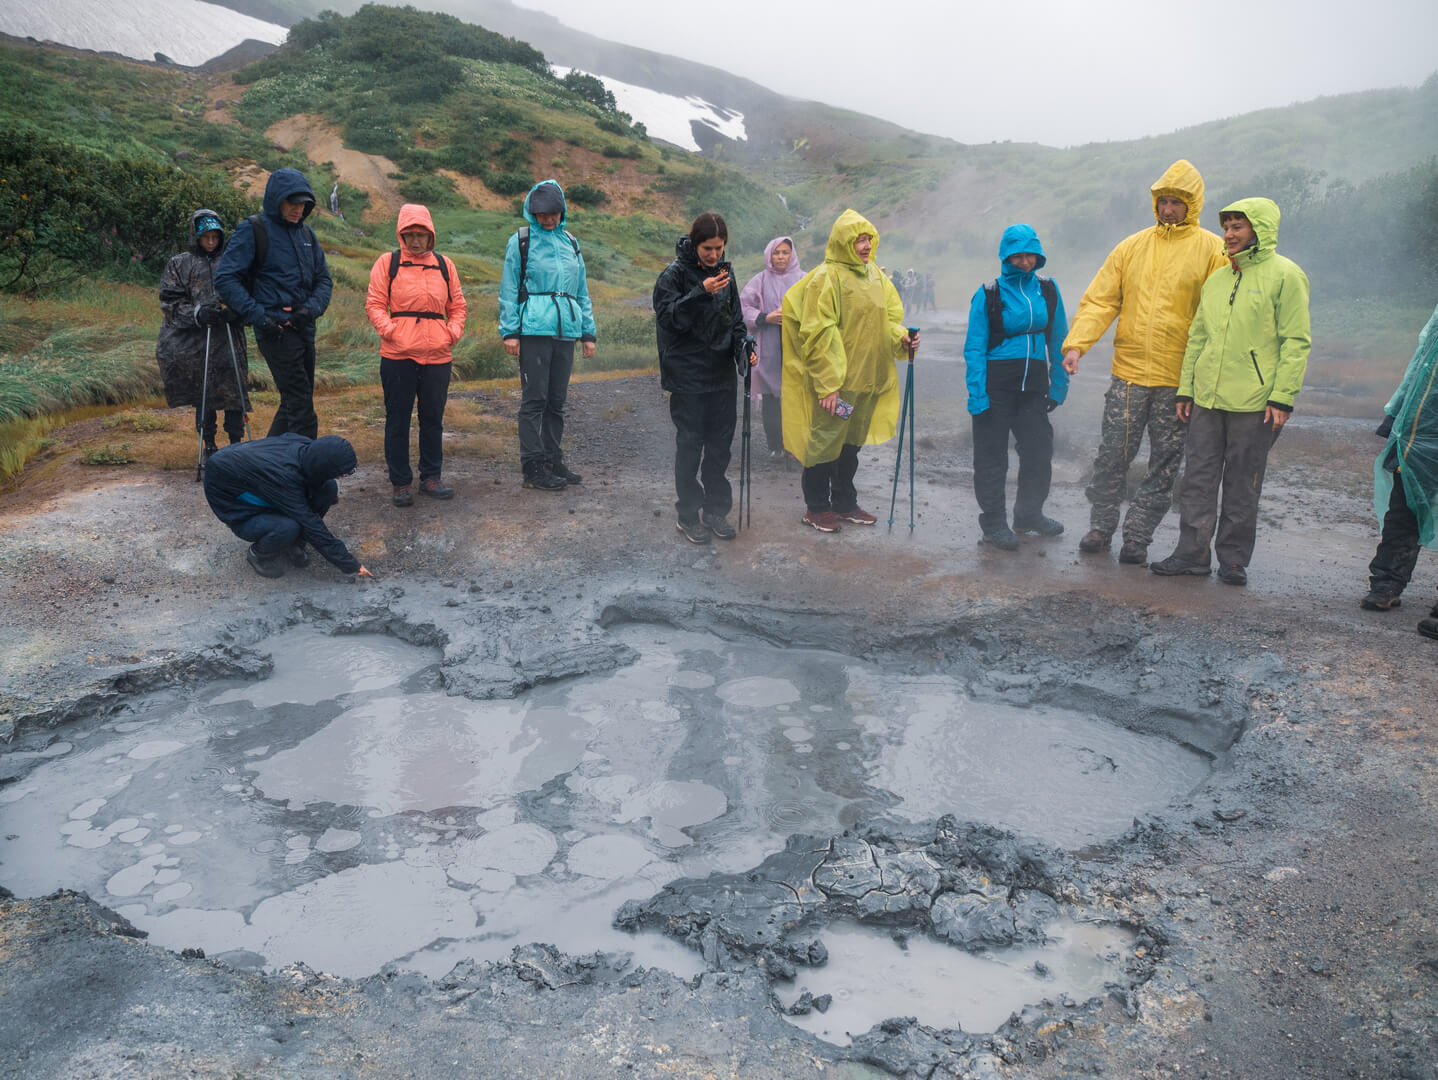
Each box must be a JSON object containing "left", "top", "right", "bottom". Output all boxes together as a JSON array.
[{"left": 834, "top": 397, "right": 854, "bottom": 419}]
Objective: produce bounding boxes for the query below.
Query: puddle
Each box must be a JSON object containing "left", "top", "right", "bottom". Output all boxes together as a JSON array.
[
  {"left": 0, "top": 623, "right": 1209, "bottom": 980},
  {"left": 775, "top": 919, "right": 1133, "bottom": 1042}
]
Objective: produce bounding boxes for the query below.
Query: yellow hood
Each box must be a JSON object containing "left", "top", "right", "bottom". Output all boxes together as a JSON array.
[
  {"left": 825, "top": 209, "right": 879, "bottom": 270},
  {"left": 1150, "top": 159, "right": 1205, "bottom": 228}
]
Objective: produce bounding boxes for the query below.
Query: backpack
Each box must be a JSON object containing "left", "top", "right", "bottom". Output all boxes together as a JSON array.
[
  {"left": 242, "top": 212, "right": 319, "bottom": 290},
  {"left": 386, "top": 249, "right": 451, "bottom": 320},
  {"left": 515, "top": 224, "right": 583, "bottom": 333},
  {"left": 983, "top": 276, "right": 1056, "bottom": 352}
]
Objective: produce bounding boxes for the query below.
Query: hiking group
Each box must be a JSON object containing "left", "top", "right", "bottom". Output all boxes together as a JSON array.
[{"left": 157, "top": 162, "right": 1438, "bottom": 638}]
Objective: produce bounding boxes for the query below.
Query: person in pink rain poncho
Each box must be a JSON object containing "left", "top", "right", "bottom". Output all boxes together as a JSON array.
[{"left": 739, "top": 236, "right": 804, "bottom": 458}]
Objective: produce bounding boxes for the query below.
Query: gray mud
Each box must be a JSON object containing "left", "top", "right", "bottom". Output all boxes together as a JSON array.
[{"left": 3, "top": 351, "right": 1436, "bottom": 1079}]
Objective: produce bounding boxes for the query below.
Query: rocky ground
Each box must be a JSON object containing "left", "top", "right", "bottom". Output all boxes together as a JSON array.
[{"left": 1, "top": 328, "right": 1435, "bottom": 1079}]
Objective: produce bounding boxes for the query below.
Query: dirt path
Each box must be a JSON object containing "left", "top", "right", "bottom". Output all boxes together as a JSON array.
[
  {"left": 1, "top": 353, "right": 1435, "bottom": 1079},
  {"left": 267, "top": 114, "right": 404, "bottom": 221}
]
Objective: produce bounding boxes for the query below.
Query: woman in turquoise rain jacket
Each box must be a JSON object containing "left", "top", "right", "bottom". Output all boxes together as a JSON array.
[
  {"left": 499, "top": 180, "right": 597, "bottom": 491},
  {"left": 961, "top": 223, "right": 1070, "bottom": 550}
]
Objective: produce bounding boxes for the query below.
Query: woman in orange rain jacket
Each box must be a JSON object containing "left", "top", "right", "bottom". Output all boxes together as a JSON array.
[{"left": 366, "top": 203, "right": 467, "bottom": 506}]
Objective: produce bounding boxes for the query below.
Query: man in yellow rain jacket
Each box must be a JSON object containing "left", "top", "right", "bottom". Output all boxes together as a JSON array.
[
  {"left": 1063, "top": 160, "right": 1228, "bottom": 565},
  {"left": 780, "top": 209, "right": 918, "bottom": 532}
]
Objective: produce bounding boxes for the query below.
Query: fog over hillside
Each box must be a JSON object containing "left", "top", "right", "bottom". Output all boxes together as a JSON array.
[{"left": 0, "top": 0, "right": 285, "bottom": 67}]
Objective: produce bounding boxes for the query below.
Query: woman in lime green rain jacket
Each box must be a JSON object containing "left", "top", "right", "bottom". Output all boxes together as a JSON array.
[
  {"left": 780, "top": 209, "right": 918, "bottom": 532},
  {"left": 1152, "top": 197, "right": 1311, "bottom": 586}
]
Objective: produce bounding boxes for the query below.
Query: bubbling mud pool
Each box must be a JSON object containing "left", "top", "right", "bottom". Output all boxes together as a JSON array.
[{"left": 0, "top": 622, "right": 1206, "bottom": 1031}]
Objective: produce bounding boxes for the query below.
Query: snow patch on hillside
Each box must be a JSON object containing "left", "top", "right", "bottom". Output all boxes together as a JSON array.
[
  {"left": 561, "top": 68, "right": 746, "bottom": 152},
  {"left": 0, "top": 0, "right": 286, "bottom": 68}
]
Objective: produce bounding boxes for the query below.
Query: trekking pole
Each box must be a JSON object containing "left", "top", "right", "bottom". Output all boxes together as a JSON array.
[
  {"left": 223, "top": 323, "right": 252, "bottom": 442},
  {"left": 196, "top": 324, "right": 211, "bottom": 482},
  {"left": 906, "top": 325, "right": 918, "bottom": 530},
  {"left": 737, "top": 336, "right": 756, "bottom": 530}
]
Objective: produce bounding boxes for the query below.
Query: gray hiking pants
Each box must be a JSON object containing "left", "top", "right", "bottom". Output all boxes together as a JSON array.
[
  {"left": 1171, "top": 405, "right": 1282, "bottom": 568},
  {"left": 518, "top": 336, "right": 575, "bottom": 467},
  {"left": 1086, "top": 376, "right": 1183, "bottom": 545}
]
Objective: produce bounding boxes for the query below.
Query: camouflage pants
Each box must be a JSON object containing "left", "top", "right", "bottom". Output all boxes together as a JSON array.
[{"left": 1085, "top": 376, "right": 1184, "bottom": 544}]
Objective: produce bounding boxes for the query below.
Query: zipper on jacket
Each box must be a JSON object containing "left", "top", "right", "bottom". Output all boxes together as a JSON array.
[{"left": 1250, "top": 350, "right": 1264, "bottom": 386}]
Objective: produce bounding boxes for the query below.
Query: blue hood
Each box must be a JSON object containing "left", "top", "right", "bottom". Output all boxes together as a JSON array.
[
  {"left": 998, "top": 224, "right": 1047, "bottom": 277},
  {"left": 522, "top": 179, "right": 568, "bottom": 229},
  {"left": 263, "top": 169, "right": 317, "bottom": 224},
  {"left": 300, "top": 435, "right": 357, "bottom": 483}
]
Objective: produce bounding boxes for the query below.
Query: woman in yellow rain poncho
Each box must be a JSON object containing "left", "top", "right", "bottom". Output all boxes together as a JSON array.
[{"left": 781, "top": 210, "right": 918, "bottom": 532}]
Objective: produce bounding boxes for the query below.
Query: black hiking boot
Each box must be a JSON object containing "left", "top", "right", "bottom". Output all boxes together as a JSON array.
[
  {"left": 1359, "top": 590, "right": 1402, "bottom": 611},
  {"left": 245, "top": 544, "right": 285, "bottom": 579},
  {"left": 419, "top": 477, "right": 454, "bottom": 500},
  {"left": 1014, "top": 515, "right": 1064, "bottom": 537},
  {"left": 1418, "top": 617, "right": 1438, "bottom": 640},
  {"left": 550, "top": 458, "right": 582, "bottom": 484},
  {"left": 676, "top": 517, "right": 710, "bottom": 544},
  {"left": 980, "top": 525, "right": 1019, "bottom": 551},
  {"left": 287, "top": 542, "right": 310, "bottom": 569},
  {"left": 1118, "top": 540, "right": 1149, "bottom": 565},
  {"left": 523, "top": 462, "right": 567, "bottom": 491},
  {"left": 1150, "top": 555, "right": 1211, "bottom": 576},
  {"left": 703, "top": 512, "right": 737, "bottom": 540},
  {"left": 1217, "top": 563, "right": 1247, "bottom": 586},
  {"left": 392, "top": 485, "right": 414, "bottom": 507}
]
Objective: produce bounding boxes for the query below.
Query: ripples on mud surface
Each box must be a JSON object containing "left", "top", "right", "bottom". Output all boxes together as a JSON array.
[{"left": 1, "top": 624, "right": 1204, "bottom": 1022}]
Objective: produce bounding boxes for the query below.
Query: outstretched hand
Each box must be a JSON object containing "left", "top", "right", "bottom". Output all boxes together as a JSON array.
[{"left": 355, "top": 565, "right": 374, "bottom": 579}]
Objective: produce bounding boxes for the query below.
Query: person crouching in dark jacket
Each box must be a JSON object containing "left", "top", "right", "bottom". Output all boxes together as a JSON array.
[
  {"left": 203, "top": 434, "right": 372, "bottom": 580},
  {"left": 653, "top": 212, "right": 747, "bottom": 544},
  {"left": 155, "top": 209, "right": 249, "bottom": 458}
]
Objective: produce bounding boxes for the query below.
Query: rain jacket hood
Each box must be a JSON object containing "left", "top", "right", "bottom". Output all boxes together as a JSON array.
[
  {"left": 300, "top": 435, "right": 357, "bottom": 484},
  {"left": 963, "top": 224, "right": 1069, "bottom": 415},
  {"left": 395, "top": 203, "right": 435, "bottom": 249},
  {"left": 739, "top": 236, "right": 804, "bottom": 396},
  {"left": 1062, "top": 161, "right": 1227, "bottom": 387},
  {"left": 779, "top": 210, "right": 906, "bottom": 467},
  {"left": 1178, "top": 196, "right": 1310, "bottom": 412},
  {"left": 1151, "top": 158, "right": 1204, "bottom": 228},
  {"left": 262, "top": 168, "right": 317, "bottom": 224},
  {"left": 998, "top": 224, "right": 1047, "bottom": 273},
  {"left": 825, "top": 209, "right": 880, "bottom": 271},
  {"left": 1222, "top": 196, "right": 1280, "bottom": 270},
  {"left": 497, "top": 180, "right": 595, "bottom": 342},
  {"left": 188, "top": 208, "right": 226, "bottom": 257},
  {"left": 523, "top": 180, "right": 568, "bottom": 228}
]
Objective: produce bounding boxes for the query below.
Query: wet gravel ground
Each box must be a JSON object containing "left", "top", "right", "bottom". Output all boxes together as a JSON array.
[{"left": 2, "top": 322, "right": 1436, "bottom": 1079}]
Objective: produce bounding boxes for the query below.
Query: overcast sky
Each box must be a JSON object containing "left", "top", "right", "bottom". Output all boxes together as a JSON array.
[{"left": 512, "top": 0, "right": 1436, "bottom": 146}]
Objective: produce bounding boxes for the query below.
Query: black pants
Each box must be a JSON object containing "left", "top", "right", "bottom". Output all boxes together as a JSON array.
[
  {"left": 802, "top": 443, "right": 860, "bottom": 512},
  {"left": 518, "top": 337, "right": 575, "bottom": 467},
  {"left": 199, "top": 409, "right": 244, "bottom": 443},
  {"left": 971, "top": 388, "right": 1053, "bottom": 532},
  {"left": 228, "top": 481, "right": 337, "bottom": 555},
  {"left": 381, "top": 357, "right": 451, "bottom": 487},
  {"left": 760, "top": 395, "right": 783, "bottom": 454},
  {"left": 1369, "top": 473, "right": 1422, "bottom": 596},
  {"left": 256, "top": 326, "right": 317, "bottom": 439},
  {"left": 670, "top": 388, "right": 735, "bottom": 521}
]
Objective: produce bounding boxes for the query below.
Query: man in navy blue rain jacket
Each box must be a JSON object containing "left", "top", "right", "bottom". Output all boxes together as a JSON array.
[
  {"left": 215, "top": 169, "right": 333, "bottom": 439},
  {"left": 203, "top": 434, "right": 372, "bottom": 580}
]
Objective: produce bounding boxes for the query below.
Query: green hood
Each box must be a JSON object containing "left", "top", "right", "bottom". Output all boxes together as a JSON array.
[{"left": 1222, "top": 196, "right": 1280, "bottom": 267}]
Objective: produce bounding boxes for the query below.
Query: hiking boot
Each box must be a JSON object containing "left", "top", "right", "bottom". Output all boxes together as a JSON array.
[
  {"left": 1014, "top": 515, "right": 1064, "bottom": 537},
  {"left": 1150, "top": 554, "right": 1211, "bottom": 576},
  {"left": 287, "top": 542, "right": 310, "bottom": 569},
  {"left": 550, "top": 458, "right": 583, "bottom": 484},
  {"left": 1118, "top": 540, "right": 1149, "bottom": 565},
  {"left": 419, "top": 477, "right": 454, "bottom": 500},
  {"left": 203, "top": 441, "right": 220, "bottom": 461},
  {"left": 1418, "top": 617, "right": 1438, "bottom": 641},
  {"left": 980, "top": 526, "right": 1020, "bottom": 551},
  {"left": 703, "top": 512, "right": 737, "bottom": 540},
  {"left": 522, "top": 463, "right": 567, "bottom": 491},
  {"left": 392, "top": 485, "right": 414, "bottom": 507},
  {"left": 676, "top": 517, "right": 711, "bottom": 544},
  {"left": 1078, "top": 529, "right": 1111, "bottom": 554},
  {"left": 836, "top": 506, "right": 878, "bottom": 526},
  {"left": 802, "top": 510, "right": 842, "bottom": 533},
  {"left": 1217, "top": 563, "right": 1247, "bottom": 586},
  {"left": 245, "top": 544, "right": 285, "bottom": 579},
  {"left": 1359, "top": 590, "right": 1402, "bottom": 611}
]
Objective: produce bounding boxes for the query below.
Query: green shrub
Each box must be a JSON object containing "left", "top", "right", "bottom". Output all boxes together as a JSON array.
[
  {"left": 485, "top": 169, "right": 534, "bottom": 196},
  {"left": 566, "top": 183, "right": 608, "bottom": 207},
  {"left": 398, "top": 173, "right": 464, "bottom": 209}
]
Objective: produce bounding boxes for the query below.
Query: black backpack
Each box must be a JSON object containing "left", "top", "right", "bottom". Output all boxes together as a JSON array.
[
  {"left": 386, "top": 249, "right": 451, "bottom": 320},
  {"left": 983, "top": 276, "right": 1056, "bottom": 352}
]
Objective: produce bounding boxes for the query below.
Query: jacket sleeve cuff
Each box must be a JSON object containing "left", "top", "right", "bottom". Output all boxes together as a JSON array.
[
  {"left": 1176, "top": 395, "right": 1193, "bottom": 404},
  {"left": 1267, "top": 400, "right": 1293, "bottom": 413},
  {"left": 580, "top": 334, "right": 596, "bottom": 343}
]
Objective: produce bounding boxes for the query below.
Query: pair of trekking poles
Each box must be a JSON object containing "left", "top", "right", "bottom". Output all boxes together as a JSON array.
[
  {"left": 733, "top": 327, "right": 918, "bottom": 532},
  {"left": 195, "top": 322, "right": 253, "bottom": 481}
]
